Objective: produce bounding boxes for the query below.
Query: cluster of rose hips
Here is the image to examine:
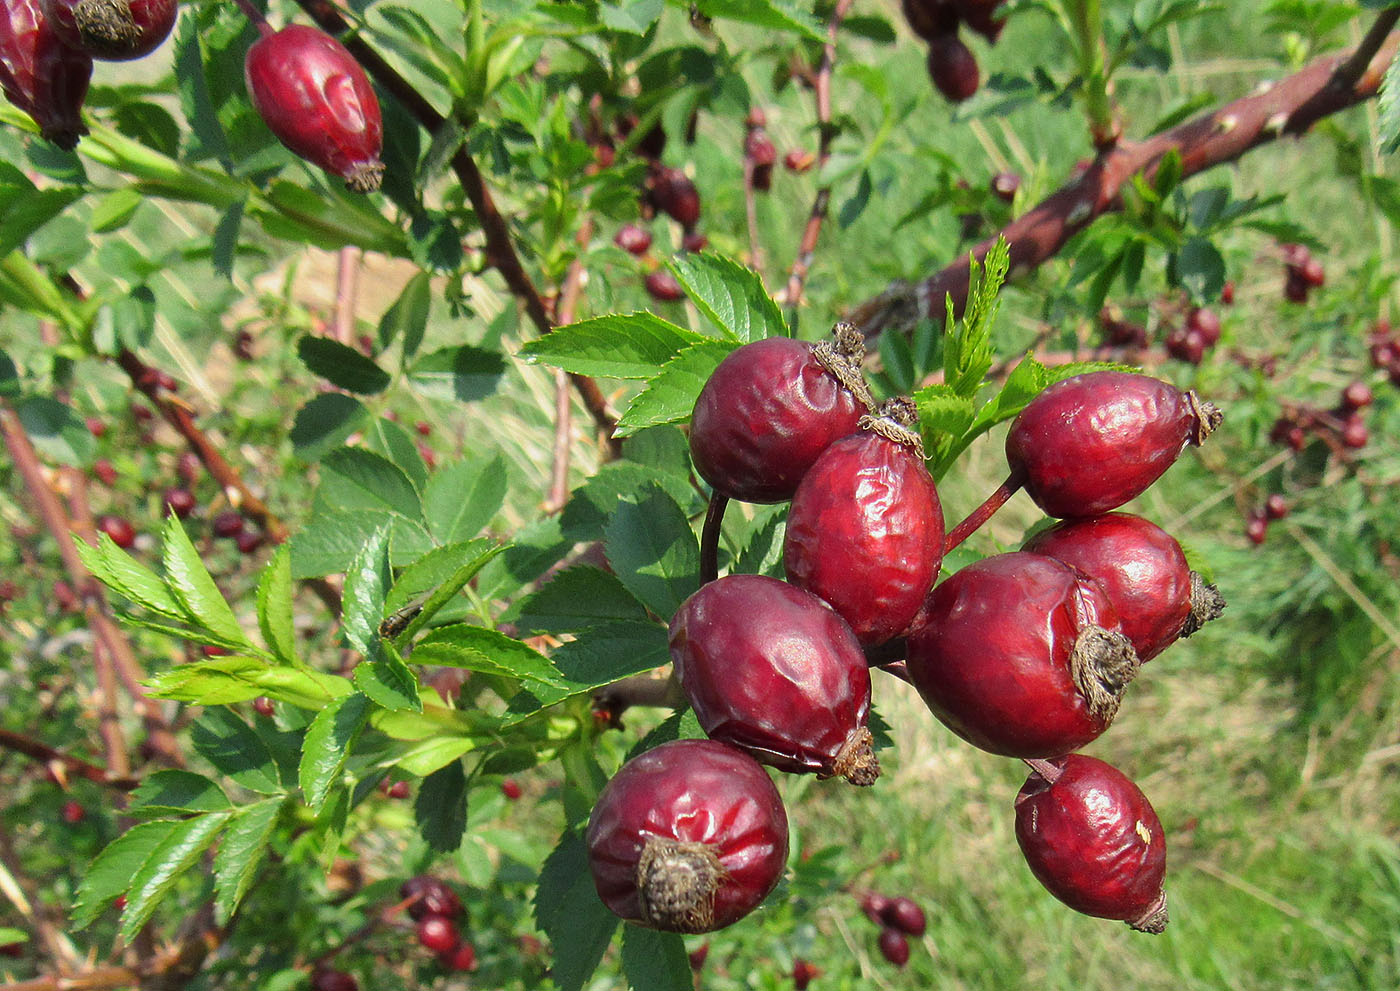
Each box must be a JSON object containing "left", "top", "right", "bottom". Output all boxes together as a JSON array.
[
  {"left": 0, "top": 0, "right": 176, "bottom": 149},
  {"left": 901, "top": 0, "right": 1004, "bottom": 103},
  {"left": 1268, "top": 380, "right": 1373, "bottom": 454},
  {"left": 585, "top": 320, "right": 1226, "bottom": 943},
  {"left": 1367, "top": 319, "right": 1400, "bottom": 387},
  {"left": 1098, "top": 298, "right": 1225, "bottom": 366},
  {"left": 399, "top": 875, "right": 478, "bottom": 974},
  {"left": 859, "top": 892, "right": 926, "bottom": 969},
  {"left": 1281, "top": 243, "right": 1325, "bottom": 304}
]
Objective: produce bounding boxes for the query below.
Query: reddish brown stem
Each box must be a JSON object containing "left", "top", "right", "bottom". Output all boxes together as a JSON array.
[
  {"left": 544, "top": 220, "right": 594, "bottom": 513},
  {"left": 849, "top": 30, "right": 1400, "bottom": 339},
  {"left": 231, "top": 0, "right": 274, "bottom": 36},
  {"left": 742, "top": 154, "right": 763, "bottom": 271},
  {"left": 0, "top": 728, "right": 139, "bottom": 791},
  {"left": 332, "top": 245, "right": 361, "bottom": 345},
  {"left": 944, "top": 471, "right": 1024, "bottom": 553},
  {"left": 1023, "top": 757, "right": 1063, "bottom": 783},
  {"left": 699, "top": 493, "right": 729, "bottom": 585}
]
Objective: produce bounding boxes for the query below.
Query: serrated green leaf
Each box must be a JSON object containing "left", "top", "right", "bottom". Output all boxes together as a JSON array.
[
  {"left": 615, "top": 341, "right": 735, "bottom": 437},
  {"left": 120, "top": 812, "right": 232, "bottom": 942},
  {"left": 518, "top": 314, "right": 707, "bottom": 378},
  {"left": 379, "top": 270, "right": 432, "bottom": 359},
  {"left": 603, "top": 486, "right": 700, "bottom": 618},
  {"left": 1042, "top": 360, "right": 1139, "bottom": 386},
  {"left": 621, "top": 927, "right": 692, "bottom": 991},
  {"left": 74, "top": 535, "right": 187, "bottom": 619},
  {"left": 290, "top": 393, "right": 369, "bottom": 461},
  {"left": 383, "top": 539, "right": 501, "bottom": 617},
  {"left": 513, "top": 566, "right": 650, "bottom": 634},
  {"left": 390, "top": 542, "right": 507, "bottom": 647},
  {"left": 256, "top": 545, "right": 297, "bottom": 666},
  {"left": 0, "top": 927, "right": 25, "bottom": 945},
  {"left": 534, "top": 830, "right": 619, "bottom": 991},
  {"left": 1379, "top": 50, "right": 1400, "bottom": 155},
  {"left": 213, "top": 797, "right": 282, "bottom": 926},
  {"left": 692, "top": 0, "right": 824, "bottom": 40},
  {"left": 413, "top": 625, "right": 568, "bottom": 690},
  {"left": 423, "top": 455, "right": 507, "bottom": 545},
  {"left": 501, "top": 622, "right": 670, "bottom": 723},
  {"left": 362, "top": 416, "right": 429, "bottom": 492},
  {"left": 15, "top": 397, "right": 94, "bottom": 467},
  {"left": 191, "top": 709, "right": 282, "bottom": 795},
  {"left": 407, "top": 345, "right": 505, "bottom": 401},
  {"left": 352, "top": 650, "right": 420, "bottom": 712},
  {"left": 320, "top": 448, "right": 423, "bottom": 520},
  {"left": 945, "top": 237, "right": 1009, "bottom": 397},
  {"left": 72, "top": 821, "right": 174, "bottom": 929},
  {"left": 146, "top": 657, "right": 351, "bottom": 709},
  {"left": 290, "top": 509, "right": 433, "bottom": 579},
  {"left": 394, "top": 735, "right": 477, "bottom": 777},
  {"left": 414, "top": 759, "right": 467, "bottom": 852},
  {"left": 342, "top": 525, "right": 391, "bottom": 658},
  {"left": 733, "top": 506, "right": 788, "bottom": 578},
  {"left": 297, "top": 336, "right": 391, "bottom": 394},
  {"left": 128, "top": 770, "right": 230, "bottom": 817},
  {"left": 299, "top": 694, "right": 370, "bottom": 813},
  {"left": 668, "top": 252, "right": 787, "bottom": 342},
  {"left": 969, "top": 355, "right": 1049, "bottom": 432},
  {"left": 161, "top": 515, "right": 250, "bottom": 648}
]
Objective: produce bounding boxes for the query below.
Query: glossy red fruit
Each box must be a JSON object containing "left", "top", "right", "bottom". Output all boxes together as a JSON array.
[
  {"left": 644, "top": 269, "right": 685, "bottom": 302},
  {"left": 400, "top": 876, "right": 463, "bottom": 921},
  {"left": 1221, "top": 280, "right": 1235, "bottom": 305},
  {"left": 586, "top": 739, "right": 789, "bottom": 932},
  {"left": 1015, "top": 755, "right": 1168, "bottom": 933},
  {"left": 860, "top": 891, "right": 889, "bottom": 924},
  {"left": 1341, "top": 381, "right": 1373, "bottom": 411},
  {"left": 211, "top": 510, "right": 244, "bottom": 539},
  {"left": 385, "top": 780, "right": 409, "bottom": 799},
  {"left": 745, "top": 129, "right": 777, "bottom": 168},
  {"left": 793, "top": 958, "right": 820, "bottom": 989},
  {"left": 416, "top": 916, "right": 459, "bottom": 954},
  {"left": 784, "top": 399, "right": 944, "bottom": 646},
  {"left": 439, "top": 940, "right": 477, "bottom": 971},
  {"left": 670, "top": 575, "right": 878, "bottom": 784},
  {"left": 0, "top": 0, "right": 92, "bottom": 148},
  {"left": 42, "top": 0, "right": 175, "bottom": 61},
  {"left": 97, "top": 514, "right": 136, "bottom": 549},
  {"left": 176, "top": 450, "right": 200, "bottom": 485},
  {"left": 310, "top": 969, "right": 358, "bottom": 991},
  {"left": 906, "top": 553, "right": 1139, "bottom": 758},
  {"left": 245, "top": 25, "right": 384, "bottom": 193},
  {"left": 877, "top": 927, "right": 910, "bottom": 967},
  {"left": 650, "top": 166, "right": 701, "bottom": 227},
  {"left": 1023, "top": 513, "right": 1224, "bottom": 662},
  {"left": 1299, "top": 256, "right": 1325, "bottom": 288},
  {"left": 235, "top": 530, "right": 263, "bottom": 555},
  {"left": 1005, "top": 371, "right": 1222, "bottom": 519},
  {"left": 926, "top": 32, "right": 979, "bottom": 102},
  {"left": 501, "top": 778, "right": 522, "bottom": 800},
  {"left": 881, "top": 896, "right": 926, "bottom": 937},
  {"left": 901, "top": 0, "right": 957, "bottom": 40},
  {"left": 1164, "top": 326, "right": 1205, "bottom": 365},
  {"left": 1185, "top": 306, "right": 1221, "bottom": 346},
  {"left": 689, "top": 326, "right": 870, "bottom": 504},
  {"left": 162, "top": 486, "right": 196, "bottom": 519},
  {"left": 1264, "top": 494, "right": 1289, "bottom": 521},
  {"left": 614, "top": 223, "right": 652, "bottom": 255},
  {"left": 955, "top": 0, "right": 1006, "bottom": 41},
  {"left": 1245, "top": 515, "right": 1268, "bottom": 545},
  {"left": 62, "top": 798, "right": 85, "bottom": 823},
  {"left": 990, "top": 171, "right": 1020, "bottom": 202},
  {"left": 1341, "top": 417, "right": 1368, "bottom": 449},
  {"left": 252, "top": 696, "right": 274, "bottom": 718}
]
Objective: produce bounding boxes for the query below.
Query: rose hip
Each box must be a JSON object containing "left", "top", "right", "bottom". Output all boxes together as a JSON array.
[
  {"left": 926, "top": 32, "right": 979, "bottom": 103},
  {"left": 689, "top": 324, "right": 871, "bottom": 504},
  {"left": 650, "top": 166, "right": 701, "bottom": 228},
  {"left": 1005, "top": 371, "right": 1222, "bottom": 518},
  {"left": 43, "top": 0, "right": 176, "bottom": 61},
  {"left": 669, "top": 574, "right": 879, "bottom": 784},
  {"left": 0, "top": 0, "right": 92, "bottom": 148},
  {"left": 96, "top": 514, "right": 136, "bottom": 549},
  {"left": 1015, "top": 755, "right": 1168, "bottom": 933},
  {"left": 784, "top": 399, "right": 944, "bottom": 645},
  {"left": 416, "top": 916, "right": 459, "bottom": 954},
  {"left": 614, "top": 224, "right": 652, "bottom": 255},
  {"left": 881, "top": 896, "right": 927, "bottom": 936},
  {"left": 400, "top": 875, "right": 463, "bottom": 921},
  {"left": 644, "top": 269, "right": 685, "bottom": 302},
  {"left": 245, "top": 24, "right": 384, "bottom": 193},
  {"left": 1023, "top": 513, "right": 1224, "bottom": 661},
  {"left": 877, "top": 927, "right": 910, "bottom": 967},
  {"left": 901, "top": 0, "right": 957, "bottom": 40},
  {"left": 586, "top": 739, "right": 789, "bottom": 932},
  {"left": 906, "top": 553, "right": 1139, "bottom": 758}
]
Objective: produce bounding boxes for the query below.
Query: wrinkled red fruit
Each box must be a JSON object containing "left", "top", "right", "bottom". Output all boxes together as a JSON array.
[
  {"left": 689, "top": 326, "right": 870, "bottom": 503},
  {"left": 97, "top": 514, "right": 136, "bottom": 549},
  {"left": 1341, "top": 381, "right": 1373, "bottom": 411},
  {"left": 162, "top": 486, "right": 195, "bottom": 519},
  {"left": 784, "top": 399, "right": 944, "bottom": 646},
  {"left": 1264, "top": 494, "right": 1289, "bottom": 521},
  {"left": 793, "top": 958, "right": 820, "bottom": 989},
  {"left": 1185, "top": 307, "right": 1221, "bottom": 346},
  {"left": 901, "top": 0, "right": 957, "bottom": 40},
  {"left": 906, "top": 553, "right": 1139, "bottom": 758},
  {"left": 245, "top": 25, "right": 384, "bottom": 193},
  {"left": 877, "top": 927, "right": 910, "bottom": 967},
  {"left": 400, "top": 875, "right": 463, "bottom": 921},
  {"left": 1342, "top": 417, "right": 1368, "bottom": 449},
  {"left": 586, "top": 738, "right": 789, "bottom": 933},
  {"left": 614, "top": 223, "right": 652, "bottom": 256},
  {"left": 926, "top": 32, "right": 979, "bottom": 103},
  {"left": 211, "top": 510, "right": 244, "bottom": 539},
  {"left": 1015, "top": 755, "right": 1168, "bottom": 933},
  {"left": 310, "top": 969, "right": 358, "bottom": 991},
  {"left": 439, "top": 940, "right": 477, "bottom": 971},
  {"left": 1023, "top": 513, "right": 1224, "bottom": 662},
  {"left": 1006, "top": 371, "right": 1222, "bottom": 519},
  {"left": 0, "top": 0, "right": 92, "bottom": 148},
  {"left": 43, "top": 0, "right": 175, "bottom": 61},
  {"left": 416, "top": 916, "right": 459, "bottom": 954},
  {"left": 669, "top": 574, "right": 879, "bottom": 784},
  {"left": 650, "top": 166, "right": 701, "bottom": 227},
  {"left": 1164, "top": 326, "right": 1205, "bottom": 365},
  {"left": 881, "top": 896, "right": 927, "bottom": 936}
]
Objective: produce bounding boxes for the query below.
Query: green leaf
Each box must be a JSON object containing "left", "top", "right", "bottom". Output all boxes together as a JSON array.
[
  {"left": 161, "top": 515, "right": 251, "bottom": 648},
  {"left": 320, "top": 448, "right": 423, "bottom": 520},
  {"left": 534, "top": 830, "right": 619, "bottom": 991},
  {"left": 256, "top": 545, "right": 297, "bottom": 666},
  {"left": 190, "top": 709, "right": 282, "bottom": 795},
  {"left": 299, "top": 694, "right": 370, "bottom": 813},
  {"left": 213, "top": 797, "right": 283, "bottom": 926},
  {"left": 945, "top": 236, "right": 1009, "bottom": 397},
  {"left": 0, "top": 348, "right": 17, "bottom": 397},
  {"left": 603, "top": 486, "right": 700, "bottom": 618},
  {"left": 352, "top": 648, "right": 421, "bottom": 713},
  {"left": 14, "top": 397, "right": 94, "bottom": 467},
  {"left": 423, "top": 455, "right": 507, "bottom": 545},
  {"left": 128, "top": 770, "right": 231, "bottom": 817},
  {"left": 969, "top": 355, "right": 1049, "bottom": 432},
  {"left": 407, "top": 345, "right": 505, "bottom": 401},
  {"left": 290, "top": 393, "right": 369, "bottom": 461},
  {"left": 383, "top": 538, "right": 502, "bottom": 616},
  {"left": 615, "top": 341, "right": 736, "bottom": 437},
  {"left": 413, "top": 625, "right": 568, "bottom": 693},
  {"left": 518, "top": 314, "right": 706, "bottom": 378},
  {"left": 72, "top": 821, "right": 174, "bottom": 929},
  {"left": 89, "top": 188, "right": 144, "bottom": 232},
  {"left": 692, "top": 0, "right": 824, "bottom": 40},
  {"left": 1174, "top": 236, "right": 1226, "bottom": 303},
  {"left": 414, "top": 759, "right": 467, "bottom": 852},
  {"left": 1379, "top": 49, "right": 1400, "bottom": 155},
  {"left": 147, "top": 657, "right": 352, "bottom": 709},
  {"left": 74, "top": 535, "right": 187, "bottom": 619},
  {"left": 378, "top": 270, "right": 432, "bottom": 359},
  {"left": 668, "top": 252, "right": 787, "bottom": 342},
  {"left": 0, "top": 927, "right": 24, "bottom": 946},
  {"left": 342, "top": 525, "right": 391, "bottom": 657},
  {"left": 513, "top": 566, "right": 650, "bottom": 634},
  {"left": 733, "top": 506, "right": 788, "bottom": 578},
  {"left": 120, "top": 812, "right": 232, "bottom": 943},
  {"left": 291, "top": 509, "right": 434, "bottom": 578},
  {"left": 394, "top": 735, "right": 477, "bottom": 777},
  {"left": 621, "top": 927, "right": 692, "bottom": 991},
  {"left": 362, "top": 416, "right": 429, "bottom": 492},
  {"left": 600, "top": 0, "right": 664, "bottom": 33},
  {"left": 297, "top": 336, "right": 391, "bottom": 395}
]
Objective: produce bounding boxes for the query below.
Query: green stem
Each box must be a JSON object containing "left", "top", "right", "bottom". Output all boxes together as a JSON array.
[
  {"left": 1069, "top": 0, "right": 1117, "bottom": 148},
  {"left": 0, "top": 253, "right": 85, "bottom": 335}
]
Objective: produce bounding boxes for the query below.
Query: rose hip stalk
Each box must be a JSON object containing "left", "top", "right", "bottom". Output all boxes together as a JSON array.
[
  {"left": 1015, "top": 755, "right": 1168, "bottom": 933},
  {"left": 906, "top": 552, "right": 1139, "bottom": 758},
  {"left": 669, "top": 574, "right": 879, "bottom": 785},
  {"left": 1023, "top": 512, "right": 1224, "bottom": 661},
  {"left": 784, "top": 398, "right": 944, "bottom": 646},
  {"left": 689, "top": 323, "right": 872, "bottom": 504},
  {"left": 0, "top": 0, "right": 92, "bottom": 149},
  {"left": 42, "top": 0, "right": 176, "bottom": 61},
  {"left": 586, "top": 739, "right": 789, "bottom": 933},
  {"left": 244, "top": 24, "right": 385, "bottom": 193}
]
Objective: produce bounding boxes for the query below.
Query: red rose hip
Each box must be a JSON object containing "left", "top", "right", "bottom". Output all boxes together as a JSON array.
[
  {"left": 689, "top": 324, "right": 871, "bottom": 503},
  {"left": 245, "top": 24, "right": 385, "bottom": 193},
  {"left": 0, "top": 0, "right": 92, "bottom": 148},
  {"left": 877, "top": 927, "right": 910, "bottom": 967},
  {"left": 1015, "top": 755, "right": 1168, "bottom": 933},
  {"left": 906, "top": 553, "right": 1139, "bottom": 758},
  {"left": 1023, "top": 513, "right": 1224, "bottom": 661},
  {"left": 1005, "top": 371, "right": 1222, "bottom": 518},
  {"left": 96, "top": 514, "right": 136, "bottom": 549},
  {"left": 400, "top": 875, "right": 462, "bottom": 921},
  {"left": 416, "top": 916, "right": 459, "bottom": 954},
  {"left": 586, "top": 739, "right": 789, "bottom": 933},
  {"left": 881, "top": 896, "right": 927, "bottom": 936},
  {"left": 42, "top": 0, "right": 176, "bottom": 61},
  {"left": 669, "top": 574, "right": 879, "bottom": 784},
  {"left": 784, "top": 398, "right": 944, "bottom": 645},
  {"left": 926, "top": 32, "right": 979, "bottom": 102}
]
